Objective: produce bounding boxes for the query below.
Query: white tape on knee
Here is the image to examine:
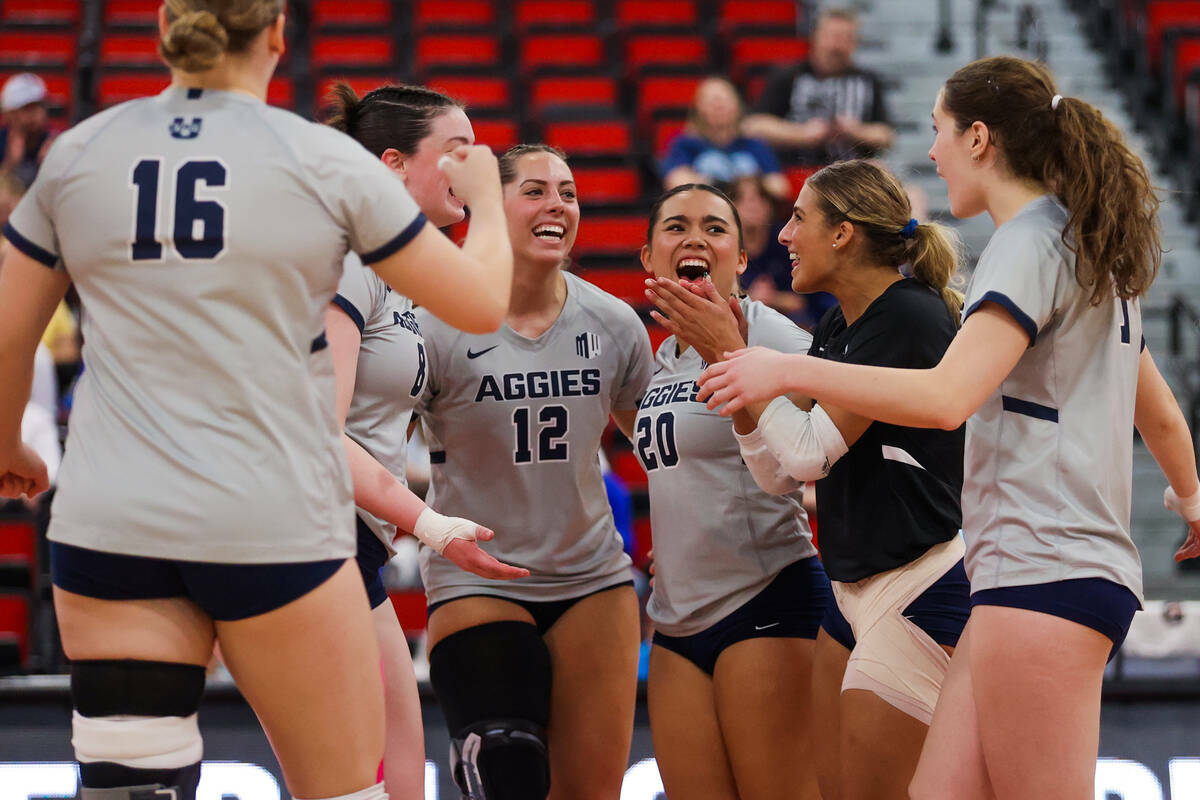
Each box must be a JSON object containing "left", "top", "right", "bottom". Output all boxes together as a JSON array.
[
  {"left": 72, "top": 711, "right": 203, "bottom": 769},
  {"left": 295, "top": 781, "right": 388, "bottom": 800}
]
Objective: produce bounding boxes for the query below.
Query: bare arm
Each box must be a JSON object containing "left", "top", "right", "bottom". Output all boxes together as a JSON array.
[
  {"left": 699, "top": 304, "right": 1027, "bottom": 429},
  {"left": 610, "top": 409, "right": 637, "bottom": 440},
  {"left": 1135, "top": 348, "right": 1199, "bottom": 497},
  {"left": 0, "top": 250, "right": 70, "bottom": 496},
  {"left": 369, "top": 146, "right": 512, "bottom": 334},
  {"left": 741, "top": 114, "right": 833, "bottom": 149}
]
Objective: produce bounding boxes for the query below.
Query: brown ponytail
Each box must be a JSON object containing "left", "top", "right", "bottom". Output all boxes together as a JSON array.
[
  {"left": 942, "top": 56, "right": 1161, "bottom": 304},
  {"left": 806, "top": 160, "right": 964, "bottom": 322},
  {"left": 159, "top": 0, "right": 283, "bottom": 73}
]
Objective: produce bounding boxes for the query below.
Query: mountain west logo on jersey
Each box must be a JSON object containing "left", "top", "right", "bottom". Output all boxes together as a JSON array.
[
  {"left": 169, "top": 117, "right": 203, "bottom": 140},
  {"left": 576, "top": 332, "right": 601, "bottom": 359}
]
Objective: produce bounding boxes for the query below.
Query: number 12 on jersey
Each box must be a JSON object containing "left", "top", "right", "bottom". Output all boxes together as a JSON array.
[
  {"left": 130, "top": 158, "right": 228, "bottom": 261},
  {"left": 513, "top": 405, "right": 569, "bottom": 464}
]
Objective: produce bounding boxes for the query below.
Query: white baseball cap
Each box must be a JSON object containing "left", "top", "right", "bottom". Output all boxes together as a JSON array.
[{"left": 1, "top": 73, "right": 47, "bottom": 112}]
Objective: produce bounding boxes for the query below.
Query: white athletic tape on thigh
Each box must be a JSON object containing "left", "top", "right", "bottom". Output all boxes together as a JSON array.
[
  {"left": 295, "top": 780, "right": 389, "bottom": 800},
  {"left": 72, "top": 711, "right": 202, "bottom": 769},
  {"left": 834, "top": 537, "right": 965, "bottom": 725}
]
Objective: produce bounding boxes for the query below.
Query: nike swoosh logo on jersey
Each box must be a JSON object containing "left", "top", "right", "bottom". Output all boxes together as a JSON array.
[
  {"left": 467, "top": 345, "right": 499, "bottom": 359},
  {"left": 754, "top": 622, "right": 780, "bottom": 631}
]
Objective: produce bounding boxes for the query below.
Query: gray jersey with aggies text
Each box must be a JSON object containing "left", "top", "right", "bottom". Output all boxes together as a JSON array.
[
  {"left": 415, "top": 271, "right": 653, "bottom": 604},
  {"left": 4, "top": 86, "right": 427, "bottom": 563},
  {"left": 961, "top": 195, "right": 1144, "bottom": 601},
  {"left": 335, "top": 253, "right": 427, "bottom": 555},
  {"left": 638, "top": 299, "right": 818, "bottom": 636}
]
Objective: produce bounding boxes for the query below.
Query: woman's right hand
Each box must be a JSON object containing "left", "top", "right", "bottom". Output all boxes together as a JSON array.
[
  {"left": 0, "top": 442, "right": 49, "bottom": 500},
  {"left": 438, "top": 145, "right": 502, "bottom": 208}
]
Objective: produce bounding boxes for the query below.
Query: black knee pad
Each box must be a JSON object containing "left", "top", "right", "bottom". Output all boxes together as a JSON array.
[
  {"left": 430, "top": 621, "right": 552, "bottom": 800},
  {"left": 71, "top": 660, "right": 207, "bottom": 800}
]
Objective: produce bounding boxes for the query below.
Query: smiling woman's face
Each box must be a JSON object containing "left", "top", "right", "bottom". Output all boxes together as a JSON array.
[
  {"left": 502, "top": 151, "right": 580, "bottom": 269},
  {"left": 641, "top": 189, "right": 746, "bottom": 297}
]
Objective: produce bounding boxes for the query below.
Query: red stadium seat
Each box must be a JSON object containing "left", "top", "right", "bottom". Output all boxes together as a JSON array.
[
  {"left": 315, "top": 74, "right": 396, "bottom": 106},
  {"left": 544, "top": 118, "right": 632, "bottom": 156},
  {"left": 514, "top": 0, "right": 596, "bottom": 31},
  {"left": 786, "top": 164, "right": 820, "bottom": 196},
  {"left": 414, "top": 33, "right": 499, "bottom": 71},
  {"left": 413, "top": 0, "right": 495, "bottom": 29},
  {"left": 424, "top": 74, "right": 512, "bottom": 111},
  {"left": 1144, "top": 1, "right": 1200, "bottom": 71},
  {"left": 0, "top": 31, "right": 76, "bottom": 68},
  {"left": 97, "top": 72, "right": 168, "bottom": 106},
  {"left": 0, "top": 594, "right": 30, "bottom": 666},
  {"left": 631, "top": 516, "right": 653, "bottom": 567},
  {"left": 646, "top": 320, "right": 670, "bottom": 350},
  {"left": 519, "top": 34, "right": 606, "bottom": 74},
  {"left": 637, "top": 74, "right": 704, "bottom": 125},
  {"left": 616, "top": 0, "right": 699, "bottom": 30},
  {"left": 730, "top": 35, "right": 810, "bottom": 82},
  {"left": 100, "top": 32, "right": 162, "bottom": 67},
  {"left": 574, "top": 165, "right": 642, "bottom": 204},
  {"left": 1168, "top": 34, "right": 1200, "bottom": 108},
  {"left": 580, "top": 268, "right": 652, "bottom": 308},
  {"left": 311, "top": 34, "right": 394, "bottom": 70},
  {"left": 311, "top": 0, "right": 392, "bottom": 29},
  {"left": 530, "top": 75, "right": 618, "bottom": 114},
  {"left": 2, "top": 0, "right": 80, "bottom": 25},
  {"left": 104, "top": 0, "right": 161, "bottom": 28},
  {"left": 574, "top": 214, "right": 646, "bottom": 255},
  {"left": 267, "top": 77, "right": 295, "bottom": 109},
  {"left": 387, "top": 590, "right": 428, "bottom": 634},
  {"left": 0, "top": 520, "right": 35, "bottom": 579},
  {"left": 471, "top": 117, "right": 520, "bottom": 151},
  {"left": 625, "top": 34, "right": 709, "bottom": 74},
  {"left": 609, "top": 446, "right": 649, "bottom": 489},
  {"left": 719, "top": 0, "right": 800, "bottom": 33}
]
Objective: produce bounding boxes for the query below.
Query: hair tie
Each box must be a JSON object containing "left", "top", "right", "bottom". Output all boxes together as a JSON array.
[
  {"left": 900, "top": 218, "right": 919, "bottom": 239},
  {"left": 1051, "top": 94, "right": 1063, "bottom": 110}
]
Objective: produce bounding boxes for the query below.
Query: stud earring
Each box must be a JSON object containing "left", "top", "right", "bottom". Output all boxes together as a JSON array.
[{"left": 832, "top": 243, "right": 837, "bottom": 248}]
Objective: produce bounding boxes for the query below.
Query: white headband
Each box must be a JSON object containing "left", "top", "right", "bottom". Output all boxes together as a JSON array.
[{"left": 1051, "top": 94, "right": 1063, "bottom": 110}]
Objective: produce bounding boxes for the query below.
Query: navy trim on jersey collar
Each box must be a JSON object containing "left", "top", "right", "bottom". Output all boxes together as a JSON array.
[
  {"left": 3, "top": 221, "right": 57, "bottom": 267},
  {"left": 331, "top": 293, "right": 366, "bottom": 333},
  {"left": 310, "top": 331, "right": 328, "bottom": 353},
  {"left": 962, "top": 291, "right": 1037, "bottom": 346},
  {"left": 186, "top": 88, "right": 204, "bottom": 99},
  {"left": 359, "top": 212, "right": 428, "bottom": 265},
  {"left": 429, "top": 450, "right": 446, "bottom": 464},
  {"left": 1001, "top": 395, "right": 1058, "bottom": 423}
]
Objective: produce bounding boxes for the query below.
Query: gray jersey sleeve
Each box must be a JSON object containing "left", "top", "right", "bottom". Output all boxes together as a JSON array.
[
  {"left": 4, "top": 129, "right": 84, "bottom": 270},
  {"left": 612, "top": 305, "right": 654, "bottom": 411},
  {"left": 304, "top": 128, "right": 429, "bottom": 264},
  {"left": 962, "top": 215, "right": 1065, "bottom": 346},
  {"left": 333, "top": 252, "right": 383, "bottom": 333}
]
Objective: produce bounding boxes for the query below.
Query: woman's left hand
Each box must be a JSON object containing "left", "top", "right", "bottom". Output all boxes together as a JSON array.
[{"left": 645, "top": 277, "right": 746, "bottom": 364}]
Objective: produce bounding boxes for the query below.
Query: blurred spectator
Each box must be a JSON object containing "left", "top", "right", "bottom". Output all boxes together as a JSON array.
[
  {"left": 743, "top": 8, "right": 894, "bottom": 164},
  {"left": 727, "top": 175, "right": 835, "bottom": 330},
  {"left": 662, "top": 76, "right": 791, "bottom": 201},
  {"left": 0, "top": 73, "right": 54, "bottom": 188},
  {"left": 0, "top": 169, "right": 24, "bottom": 228}
]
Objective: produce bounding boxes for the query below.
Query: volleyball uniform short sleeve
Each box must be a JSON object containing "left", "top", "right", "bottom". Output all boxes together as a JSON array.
[
  {"left": 639, "top": 299, "right": 818, "bottom": 636},
  {"left": 8, "top": 87, "right": 428, "bottom": 563},
  {"left": 810, "top": 279, "right": 964, "bottom": 582},
  {"left": 415, "top": 272, "right": 650, "bottom": 603},
  {"left": 334, "top": 253, "right": 427, "bottom": 554},
  {"left": 4, "top": 133, "right": 75, "bottom": 269},
  {"left": 961, "top": 195, "right": 1143, "bottom": 601}
]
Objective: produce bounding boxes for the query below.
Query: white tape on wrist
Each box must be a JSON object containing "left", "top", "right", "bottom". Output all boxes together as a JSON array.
[
  {"left": 1165, "top": 486, "right": 1200, "bottom": 523},
  {"left": 413, "top": 506, "right": 478, "bottom": 554}
]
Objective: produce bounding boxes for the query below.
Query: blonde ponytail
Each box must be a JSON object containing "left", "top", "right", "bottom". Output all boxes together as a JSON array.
[{"left": 907, "top": 222, "right": 964, "bottom": 323}]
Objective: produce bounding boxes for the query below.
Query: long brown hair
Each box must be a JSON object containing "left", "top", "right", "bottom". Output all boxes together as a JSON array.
[
  {"left": 807, "top": 160, "right": 964, "bottom": 321},
  {"left": 159, "top": 0, "right": 283, "bottom": 72},
  {"left": 941, "top": 56, "right": 1160, "bottom": 304}
]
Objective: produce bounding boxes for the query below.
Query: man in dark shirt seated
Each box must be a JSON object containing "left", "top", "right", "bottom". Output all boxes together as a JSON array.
[{"left": 743, "top": 8, "right": 894, "bottom": 165}]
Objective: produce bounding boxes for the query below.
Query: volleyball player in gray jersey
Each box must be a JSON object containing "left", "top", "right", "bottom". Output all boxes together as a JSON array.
[
  {"left": 0, "top": 4, "right": 514, "bottom": 800},
  {"left": 698, "top": 57, "right": 1200, "bottom": 799},
  {"left": 656, "top": 162, "right": 969, "bottom": 800},
  {"left": 322, "top": 83, "right": 528, "bottom": 797},
  {"left": 635, "top": 184, "right": 828, "bottom": 800},
  {"left": 416, "top": 145, "right": 653, "bottom": 800}
]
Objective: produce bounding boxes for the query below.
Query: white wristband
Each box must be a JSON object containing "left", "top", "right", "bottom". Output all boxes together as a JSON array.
[
  {"left": 1165, "top": 486, "right": 1200, "bottom": 523},
  {"left": 412, "top": 507, "right": 478, "bottom": 554}
]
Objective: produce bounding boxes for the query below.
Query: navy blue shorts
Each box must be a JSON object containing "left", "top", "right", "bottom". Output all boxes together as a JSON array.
[
  {"left": 821, "top": 559, "right": 971, "bottom": 651},
  {"left": 427, "top": 580, "right": 636, "bottom": 637},
  {"left": 51, "top": 541, "right": 345, "bottom": 622},
  {"left": 971, "top": 578, "right": 1140, "bottom": 660},
  {"left": 652, "top": 556, "right": 831, "bottom": 676},
  {"left": 355, "top": 516, "right": 391, "bottom": 609}
]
